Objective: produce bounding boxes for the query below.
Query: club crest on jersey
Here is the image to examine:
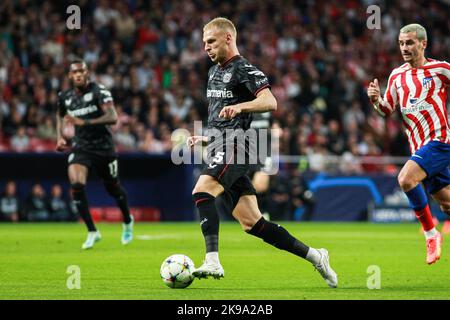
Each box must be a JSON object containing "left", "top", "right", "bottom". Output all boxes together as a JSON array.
[
  {"left": 83, "top": 93, "right": 93, "bottom": 102},
  {"left": 223, "top": 72, "right": 232, "bottom": 83},
  {"left": 422, "top": 77, "right": 432, "bottom": 89}
]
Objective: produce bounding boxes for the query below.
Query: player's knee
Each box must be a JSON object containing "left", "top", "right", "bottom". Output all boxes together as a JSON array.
[
  {"left": 192, "top": 180, "right": 220, "bottom": 195},
  {"left": 440, "top": 202, "right": 450, "bottom": 215},
  {"left": 397, "top": 173, "right": 417, "bottom": 192}
]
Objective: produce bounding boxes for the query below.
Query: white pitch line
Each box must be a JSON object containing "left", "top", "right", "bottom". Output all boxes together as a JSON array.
[{"left": 136, "top": 234, "right": 181, "bottom": 240}]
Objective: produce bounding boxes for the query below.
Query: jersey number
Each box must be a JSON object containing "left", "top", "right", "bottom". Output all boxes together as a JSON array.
[
  {"left": 109, "top": 160, "right": 118, "bottom": 178},
  {"left": 208, "top": 151, "right": 225, "bottom": 169}
]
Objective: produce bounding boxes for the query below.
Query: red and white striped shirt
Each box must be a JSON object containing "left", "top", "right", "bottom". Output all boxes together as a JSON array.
[{"left": 374, "top": 58, "right": 450, "bottom": 154}]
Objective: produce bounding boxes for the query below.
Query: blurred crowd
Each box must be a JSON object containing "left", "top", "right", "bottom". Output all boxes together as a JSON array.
[
  {"left": 0, "top": 180, "right": 78, "bottom": 222},
  {"left": 0, "top": 0, "right": 449, "bottom": 171}
]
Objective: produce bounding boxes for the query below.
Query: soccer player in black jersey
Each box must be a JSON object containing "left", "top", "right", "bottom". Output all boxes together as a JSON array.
[
  {"left": 188, "top": 17, "right": 337, "bottom": 287},
  {"left": 56, "top": 60, "right": 133, "bottom": 249}
]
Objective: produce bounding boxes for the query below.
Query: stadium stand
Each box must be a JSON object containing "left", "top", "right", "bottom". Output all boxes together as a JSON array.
[{"left": 0, "top": 0, "right": 448, "bottom": 221}]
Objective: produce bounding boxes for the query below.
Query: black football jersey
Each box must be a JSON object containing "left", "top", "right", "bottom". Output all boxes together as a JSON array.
[
  {"left": 206, "top": 55, "right": 271, "bottom": 131},
  {"left": 57, "top": 82, "right": 115, "bottom": 153}
]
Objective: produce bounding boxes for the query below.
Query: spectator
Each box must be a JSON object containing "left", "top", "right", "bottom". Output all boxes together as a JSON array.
[
  {"left": 0, "top": 0, "right": 448, "bottom": 161},
  {"left": 0, "top": 181, "right": 21, "bottom": 222},
  {"left": 10, "top": 126, "right": 30, "bottom": 152},
  {"left": 24, "top": 183, "right": 50, "bottom": 222},
  {"left": 138, "top": 129, "right": 165, "bottom": 154},
  {"left": 48, "top": 184, "right": 71, "bottom": 221},
  {"left": 114, "top": 123, "right": 137, "bottom": 152},
  {"left": 36, "top": 115, "right": 56, "bottom": 140}
]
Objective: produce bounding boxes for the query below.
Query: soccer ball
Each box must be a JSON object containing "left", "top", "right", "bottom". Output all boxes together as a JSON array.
[{"left": 160, "top": 254, "right": 195, "bottom": 289}]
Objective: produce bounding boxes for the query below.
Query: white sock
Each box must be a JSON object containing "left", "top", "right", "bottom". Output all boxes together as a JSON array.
[
  {"left": 205, "top": 252, "right": 220, "bottom": 264},
  {"left": 305, "top": 247, "right": 321, "bottom": 265},
  {"left": 424, "top": 227, "right": 438, "bottom": 239}
]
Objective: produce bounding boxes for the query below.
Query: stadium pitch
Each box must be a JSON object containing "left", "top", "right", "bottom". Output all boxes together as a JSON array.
[{"left": 0, "top": 222, "right": 449, "bottom": 300}]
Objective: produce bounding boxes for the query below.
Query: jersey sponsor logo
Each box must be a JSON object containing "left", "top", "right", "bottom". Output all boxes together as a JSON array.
[
  {"left": 83, "top": 93, "right": 93, "bottom": 102},
  {"left": 223, "top": 72, "right": 232, "bottom": 83},
  {"left": 207, "top": 89, "right": 234, "bottom": 98},
  {"left": 67, "top": 105, "right": 98, "bottom": 117},
  {"left": 422, "top": 76, "right": 433, "bottom": 89},
  {"left": 405, "top": 102, "right": 432, "bottom": 114}
]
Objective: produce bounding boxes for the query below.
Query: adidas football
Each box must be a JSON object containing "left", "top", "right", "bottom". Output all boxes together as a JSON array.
[{"left": 160, "top": 254, "right": 195, "bottom": 289}]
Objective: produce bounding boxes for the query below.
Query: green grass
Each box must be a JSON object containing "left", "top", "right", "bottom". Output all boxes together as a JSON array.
[{"left": 0, "top": 222, "right": 449, "bottom": 300}]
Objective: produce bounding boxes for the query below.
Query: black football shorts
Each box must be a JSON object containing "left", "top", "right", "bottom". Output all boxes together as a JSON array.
[{"left": 68, "top": 149, "right": 119, "bottom": 182}]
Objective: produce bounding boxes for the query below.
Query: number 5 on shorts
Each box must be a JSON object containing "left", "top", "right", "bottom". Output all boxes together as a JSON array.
[
  {"left": 109, "top": 160, "right": 118, "bottom": 178},
  {"left": 208, "top": 151, "right": 225, "bottom": 169}
]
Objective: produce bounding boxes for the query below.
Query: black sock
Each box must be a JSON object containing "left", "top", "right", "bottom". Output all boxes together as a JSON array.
[
  {"left": 104, "top": 181, "right": 132, "bottom": 224},
  {"left": 247, "top": 217, "right": 309, "bottom": 259},
  {"left": 71, "top": 183, "right": 96, "bottom": 232},
  {"left": 193, "top": 192, "right": 219, "bottom": 253}
]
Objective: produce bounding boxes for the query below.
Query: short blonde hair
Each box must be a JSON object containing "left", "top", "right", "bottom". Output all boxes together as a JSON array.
[
  {"left": 203, "top": 17, "right": 237, "bottom": 39},
  {"left": 400, "top": 23, "right": 427, "bottom": 41}
]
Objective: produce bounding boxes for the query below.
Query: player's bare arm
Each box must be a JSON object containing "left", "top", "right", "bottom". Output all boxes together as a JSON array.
[
  {"left": 219, "top": 88, "right": 277, "bottom": 119},
  {"left": 55, "top": 112, "right": 69, "bottom": 152},
  {"left": 64, "top": 101, "right": 118, "bottom": 127}
]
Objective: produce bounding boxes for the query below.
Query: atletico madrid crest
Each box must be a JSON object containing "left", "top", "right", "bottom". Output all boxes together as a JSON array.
[{"left": 422, "top": 77, "right": 432, "bottom": 89}]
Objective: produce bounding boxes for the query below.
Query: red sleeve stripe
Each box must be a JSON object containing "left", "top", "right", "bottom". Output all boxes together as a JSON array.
[
  {"left": 378, "top": 103, "right": 391, "bottom": 115},
  {"left": 424, "top": 62, "right": 450, "bottom": 71},
  {"left": 385, "top": 72, "right": 401, "bottom": 110}
]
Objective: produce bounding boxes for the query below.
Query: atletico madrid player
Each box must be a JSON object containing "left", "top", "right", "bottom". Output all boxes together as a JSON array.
[{"left": 367, "top": 24, "right": 450, "bottom": 264}]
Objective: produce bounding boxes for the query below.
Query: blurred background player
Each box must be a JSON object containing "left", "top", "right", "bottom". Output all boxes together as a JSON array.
[
  {"left": 188, "top": 17, "right": 337, "bottom": 287},
  {"left": 367, "top": 24, "right": 450, "bottom": 264},
  {"left": 56, "top": 60, "right": 134, "bottom": 249},
  {"left": 249, "top": 110, "right": 272, "bottom": 219}
]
